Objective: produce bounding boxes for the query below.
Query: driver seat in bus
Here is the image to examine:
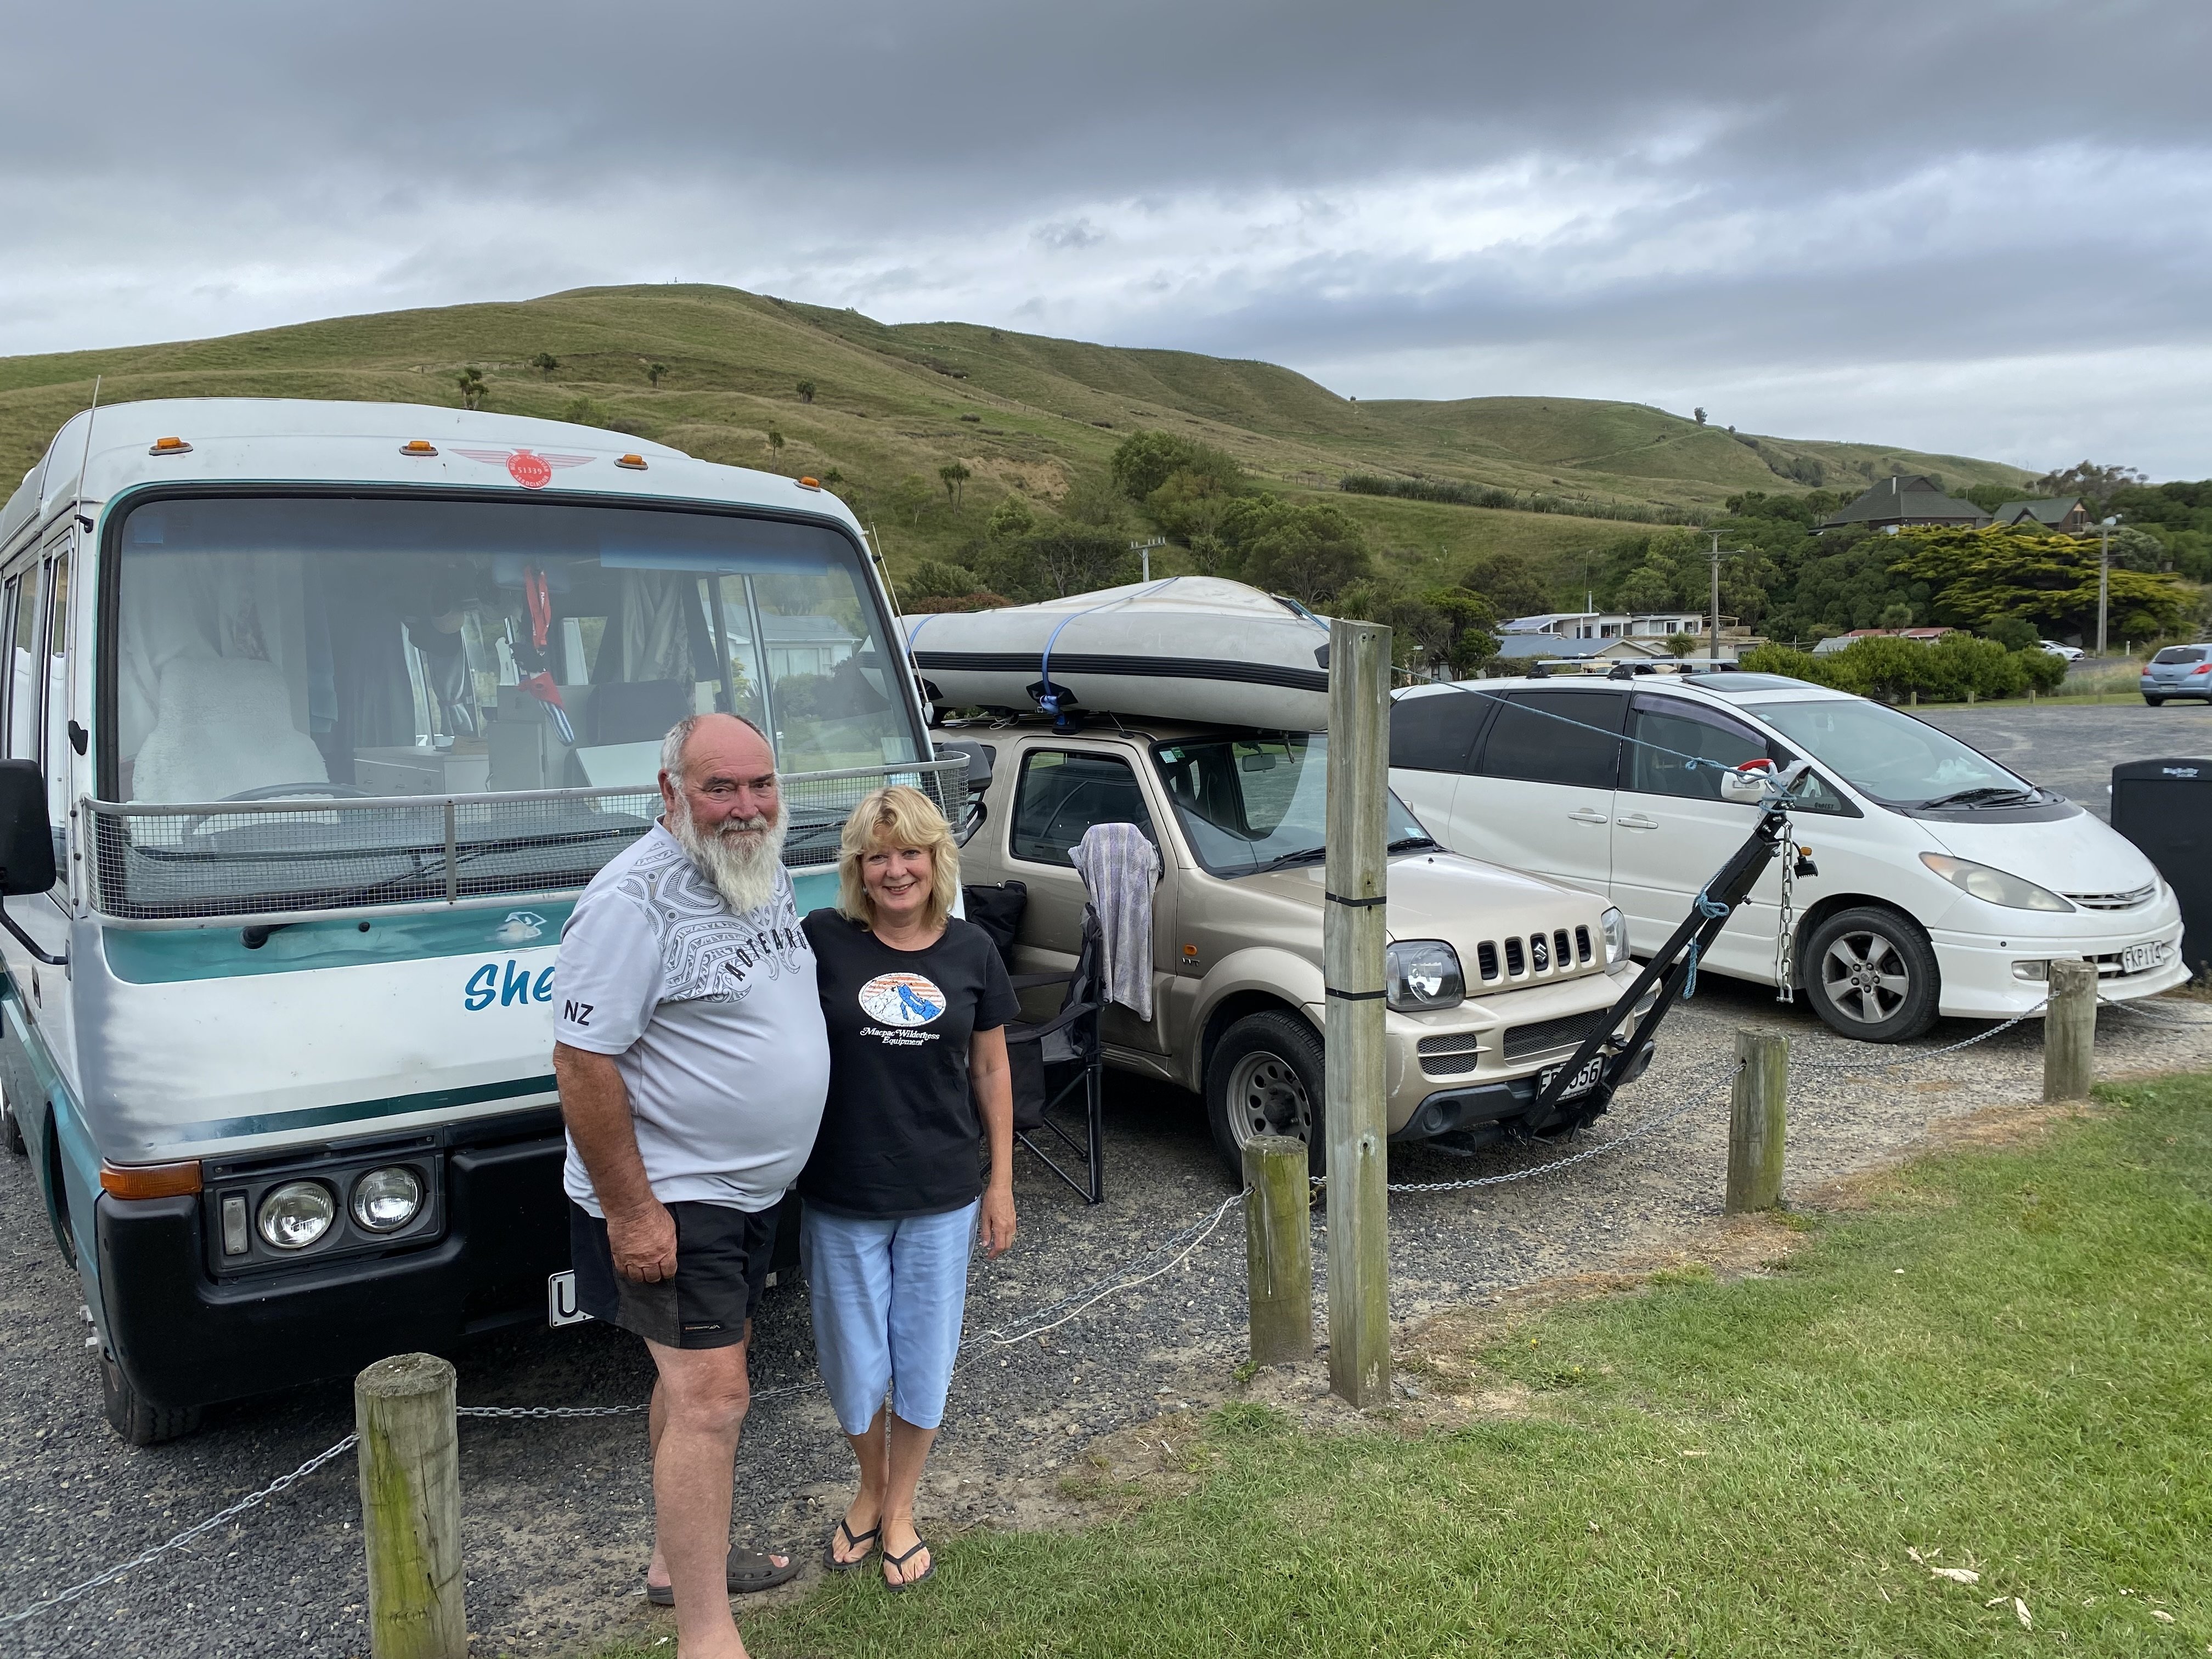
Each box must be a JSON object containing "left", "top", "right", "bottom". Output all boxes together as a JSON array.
[{"left": 131, "top": 654, "right": 332, "bottom": 804}]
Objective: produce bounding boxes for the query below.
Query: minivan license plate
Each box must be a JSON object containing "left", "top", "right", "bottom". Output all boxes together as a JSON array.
[
  {"left": 2121, "top": 940, "right": 2168, "bottom": 974},
  {"left": 1540, "top": 1054, "right": 1604, "bottom": 1102},
  {"left": 548, "top": 1271, "right": 591, "bottom": 1328}
]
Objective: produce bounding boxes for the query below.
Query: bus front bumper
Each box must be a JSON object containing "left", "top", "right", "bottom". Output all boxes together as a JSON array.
[{"left": 95, "top": 1122, "right": 570, "bottom": 1413}]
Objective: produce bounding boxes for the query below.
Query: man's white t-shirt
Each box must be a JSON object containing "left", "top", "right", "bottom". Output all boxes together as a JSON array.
[{"left": 556, "top": 824, "right": 830, "bottom": 1216}]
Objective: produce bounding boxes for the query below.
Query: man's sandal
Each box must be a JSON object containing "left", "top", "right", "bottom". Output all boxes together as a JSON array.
[
  {"left": 823, "top": 1517, "right": 881, "bottom": 1573},
  {"left": 644, "top": 1546, "right": 801, "bottom": 1605},
  {"left": 882, "top": 1538, "right": 935, "bottom": 1592}
]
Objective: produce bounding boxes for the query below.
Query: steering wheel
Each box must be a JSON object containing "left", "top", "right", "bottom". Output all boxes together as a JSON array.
[{"left": 182, "top": 782, "right": 374, "bottom": 838}]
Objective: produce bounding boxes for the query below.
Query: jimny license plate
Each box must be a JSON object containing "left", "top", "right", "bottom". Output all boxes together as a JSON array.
[
  {"left": 1539, "top": 1054, "right": 1604, "bottom": 1103},
  {"left": 2121, "top": 939, "right": 2171, "bottom": 975}
]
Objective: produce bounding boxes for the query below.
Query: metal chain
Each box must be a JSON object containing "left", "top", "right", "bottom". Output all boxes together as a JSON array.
[
  {"left": 456, "top": 1403, "right": 645, "bottom": 1420},
  {"left": 1379, "top": 1062, "right": 1741, "bottom": 1195},
  {"left": 2100, "top": 995, "right": 2212, "bottom": 1028},
  {"left": 1771, "top": 825, "right": 1798, "bottom": 1006},
  {"left": 1786, "top": 1002, "right": 2048, "bottom": 1075},
  {"left": 0, "top": 1432, "right": 361, "bottom": 1627}
]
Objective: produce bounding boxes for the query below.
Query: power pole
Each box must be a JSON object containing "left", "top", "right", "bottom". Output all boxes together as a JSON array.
[
  {"left": 1708, "top": 531, "right": 1723, "bottom": 663},
  {"left": 2096, "top": 516, "right": 2118, "bottom": 658},
  {"left": 1130, "top": 537, "right": 1167, "bottom": 583}
]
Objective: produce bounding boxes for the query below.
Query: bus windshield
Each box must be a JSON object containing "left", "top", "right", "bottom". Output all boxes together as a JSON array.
[{"left": 111, "top": 494, "right": 919, "bottom": 804}]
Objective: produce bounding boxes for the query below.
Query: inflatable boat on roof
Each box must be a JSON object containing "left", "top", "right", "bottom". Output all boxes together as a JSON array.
[{"left": 902, "top": 576, "right": 1333, "bottom": 729}]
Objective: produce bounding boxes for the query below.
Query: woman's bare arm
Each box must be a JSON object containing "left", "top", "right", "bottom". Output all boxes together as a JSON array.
[{"left": 971, "top": 1025, "right": 1017, "bottom": 1257}]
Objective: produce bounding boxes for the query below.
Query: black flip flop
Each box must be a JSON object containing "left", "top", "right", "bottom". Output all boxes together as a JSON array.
[
  {"left": 882, "top": 1537, "right": 935, "bottom": 1592},
  {"left": 823, "top": 1517, "right": 881, "bottom": 1573},
  {"left": 645, "top": 1545, "right": 802, "bottom": 1605}
]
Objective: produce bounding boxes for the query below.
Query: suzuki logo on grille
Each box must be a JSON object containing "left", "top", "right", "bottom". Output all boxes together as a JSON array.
[{"left": 1530, "top": 936, "right": 1550, "bottom": 970}]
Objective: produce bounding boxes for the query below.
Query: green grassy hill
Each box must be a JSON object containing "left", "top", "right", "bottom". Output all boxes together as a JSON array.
[{"left": 0, "top": 283, "right": 2029, "bottom": 591}]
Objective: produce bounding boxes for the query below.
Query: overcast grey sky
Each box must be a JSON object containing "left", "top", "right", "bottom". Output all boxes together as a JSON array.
[{"left": 6, "top": 1, "right": 2208, "bottom": 475}]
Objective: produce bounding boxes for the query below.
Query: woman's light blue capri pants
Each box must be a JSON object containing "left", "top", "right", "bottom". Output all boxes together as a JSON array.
[{"left": 802, "top": 1200, "right": 978, "bottom": 1437}]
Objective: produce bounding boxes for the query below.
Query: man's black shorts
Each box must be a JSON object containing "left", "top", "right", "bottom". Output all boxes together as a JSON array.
[{"left": 568, "top": 1199, "right": 778, "bottom": 1350}]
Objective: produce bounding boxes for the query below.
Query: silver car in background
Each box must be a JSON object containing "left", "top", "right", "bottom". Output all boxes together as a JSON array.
[{"left": 2141, "top": 644, "right": 2212, "bottom": 706}]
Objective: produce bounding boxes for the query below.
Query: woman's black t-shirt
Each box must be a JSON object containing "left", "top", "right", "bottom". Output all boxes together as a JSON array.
[{"left": 798, "top": 911, "right": 1022, "bottom": 1218}]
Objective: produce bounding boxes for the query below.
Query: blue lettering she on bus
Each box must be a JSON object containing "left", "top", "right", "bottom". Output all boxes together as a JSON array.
[{"left": 465, "top": 960, "right": 556, "bottom": 1011}]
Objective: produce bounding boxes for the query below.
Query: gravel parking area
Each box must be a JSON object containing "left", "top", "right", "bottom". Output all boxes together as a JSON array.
[
  {"left": 1916, "top": 699, "right": 2212, "bottom": 821},
  {"left": 6, "top": 979, "right": 2209, "bottom": 1658},
  {"left": 7, "top": 704, "right": 2211, "bottom": 1657}
]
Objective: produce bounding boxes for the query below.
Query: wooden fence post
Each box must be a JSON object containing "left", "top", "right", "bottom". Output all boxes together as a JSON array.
[
  {"left": 1324, "top": 617, "right": 1392, "bottom": 1408},
  {"left": 1244, "top": 1134, "right": 1313, "bottom": 1367},
  {"left": 356, "top": 1353, "right": 466, "bottom": 1659},
  {"left": 2043, "top": 958, "right": 2097, "bottom": 1103},
  {"left": 1725, "top": 1029, "right": 1788, "bottom": 1214}
]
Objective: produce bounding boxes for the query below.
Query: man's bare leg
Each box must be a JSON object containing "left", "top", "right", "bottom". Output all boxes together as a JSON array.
[
  {"left": 648, "top": 1338, "right": 753, "bottom": 1658},
  {"left": 646, "top": 1323, "right": 786, "bottom": 1596},
  {"left": 879, "top": 1413, "right": 939, "bottom": 1586}
]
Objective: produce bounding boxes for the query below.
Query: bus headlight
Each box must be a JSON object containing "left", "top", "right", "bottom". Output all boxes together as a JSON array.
[
  {"left": 351, "top": 1167, "right": 425, "bottom": 1233},
  {"left": 1386, "top": 941, "right": 1464, "bottom": 1011},
  {"left": 257, "top": 1181, "right": 336, "bottom": 1251},
  {"left": 1600, "top": 907, "right": 1629, "bottom": 966}
]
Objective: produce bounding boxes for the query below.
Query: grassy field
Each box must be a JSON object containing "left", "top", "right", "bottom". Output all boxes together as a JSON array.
[
  {"left": 0, "top": 283, "right": 2029, "bottom": 595},
  {"left": 607, "top": 1077, "right": 2212, "bottom": 1658}
]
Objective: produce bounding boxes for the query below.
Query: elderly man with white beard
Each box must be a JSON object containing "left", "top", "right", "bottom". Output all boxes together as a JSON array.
[{"left": 553, "top": 713, "right": 827, "bottom": 1659}]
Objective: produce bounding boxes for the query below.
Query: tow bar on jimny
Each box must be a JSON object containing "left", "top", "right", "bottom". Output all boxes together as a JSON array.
[{"left": 1531, "top": 761, "right": 1816, "bottom": 1120}]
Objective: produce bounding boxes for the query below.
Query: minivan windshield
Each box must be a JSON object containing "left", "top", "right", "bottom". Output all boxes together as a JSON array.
[
  {"left": 1152, "top": 732, "right": 1431, "bottom": 876},
  {"left": 111, "top": 494, "right": 917, "bottom": 803},
  {"left": 1742, "top": 697, "right": 2033, "bottom": 810}
]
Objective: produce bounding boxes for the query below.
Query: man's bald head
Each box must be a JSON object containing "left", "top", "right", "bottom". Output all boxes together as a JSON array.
[{"left": 659, "top": 713, "right": 785, "bottom": 912}]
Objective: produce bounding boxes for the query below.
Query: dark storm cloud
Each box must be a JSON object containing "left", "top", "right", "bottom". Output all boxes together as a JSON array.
[{"left": 3, "top": 0, "right": 2208, "bottom": 471}]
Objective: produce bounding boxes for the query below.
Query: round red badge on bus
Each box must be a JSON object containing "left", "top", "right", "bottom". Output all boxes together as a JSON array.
[{"left": 506, "top": 450, "right": 554, "bottom": 489}]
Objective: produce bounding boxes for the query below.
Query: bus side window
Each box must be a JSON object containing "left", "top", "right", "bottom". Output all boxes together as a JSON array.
[
  {"left": 7, "top": 561, "right": 41, "bottom": 761},
  {"left": 43, "top": 548, "right": 71, "bottom": 828},
  {"left": 0, "top": 575, "right": 15, "bottom": 752}
]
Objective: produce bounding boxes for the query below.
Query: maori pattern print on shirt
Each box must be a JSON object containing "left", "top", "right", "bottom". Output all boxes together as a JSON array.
[{"left": 612, "top": 834, "right": 810, "bottom": 1003}]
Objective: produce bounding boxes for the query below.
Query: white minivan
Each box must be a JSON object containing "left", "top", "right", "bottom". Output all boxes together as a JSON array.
[{"left": 1389, "top": 671, "right": 2188, "bottom": 1041}]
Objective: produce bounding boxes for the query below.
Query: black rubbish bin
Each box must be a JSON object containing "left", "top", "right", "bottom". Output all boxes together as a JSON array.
[{"left": 2109, "top": 758, "right": 2212, "bottom": 979}]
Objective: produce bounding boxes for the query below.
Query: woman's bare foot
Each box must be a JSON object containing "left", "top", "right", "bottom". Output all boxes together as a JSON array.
[
  {"left": 830, "top": 1495, "right": 883, "bottom": 1567},
  {"left": 879, "top": 1515, "right": 932, "bottom": 1587}
]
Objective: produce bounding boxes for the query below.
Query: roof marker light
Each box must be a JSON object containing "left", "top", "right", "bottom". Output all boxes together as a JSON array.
[
  {"left": 616, "top": 454, "right": 648, "bottom": 471},
  {"left": 400, "top": 439, "right": 439, "bottom": 456},
  {"left": 149, "top": 436, "right": 192, "bottom": 455},
  {"left": 797, "top": 476, "right": 821, "bottom": 490}
]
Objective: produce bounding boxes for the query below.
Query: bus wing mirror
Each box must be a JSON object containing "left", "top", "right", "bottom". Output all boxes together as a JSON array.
[
  {"left": 934, "top": 740, "right": 994, "bottom": 796},
  {"left": 0, "top": 761, "right": 55, "bottom": 896}
]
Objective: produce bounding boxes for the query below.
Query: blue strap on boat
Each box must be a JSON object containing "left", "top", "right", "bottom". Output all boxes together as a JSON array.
[
  {"left": 1036, "top": 577, "right": 1181, "bottom": 718},
  {"left": 1680, "top": 887, "right": 1732, "bottom": 999}
]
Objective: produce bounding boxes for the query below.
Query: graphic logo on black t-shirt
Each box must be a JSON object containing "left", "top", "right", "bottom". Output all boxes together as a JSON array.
[{"left": 858, "top": 972, "right": 946, "bottom": 1028}]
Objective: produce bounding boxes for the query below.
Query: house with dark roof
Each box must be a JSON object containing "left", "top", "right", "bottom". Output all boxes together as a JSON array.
[
  {"left": 1817, "top": 475, "right": 1990, "bottom": 532},
  {"left": 1988, "top": 496, "right": 2091, "bottom": 533}
]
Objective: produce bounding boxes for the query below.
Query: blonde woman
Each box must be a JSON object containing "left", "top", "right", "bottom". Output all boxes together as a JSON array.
[{"left": 797, "top": 785, "right": 1018, "bottom": 1590}]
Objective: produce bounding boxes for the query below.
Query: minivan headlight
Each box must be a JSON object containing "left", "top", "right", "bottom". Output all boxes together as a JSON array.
[
  {"left": 1600, "top": 906, "right": 1629, "bottom": 966},
  {"left": 257, "top": 1181, "right": 335, "bottom": 1251},
  {"left": 1385, "top": 941, "right": 1465, "bottom": 1011},
  {"left": 1919, "top": 853, "right": 2075, "bottom": 912}
]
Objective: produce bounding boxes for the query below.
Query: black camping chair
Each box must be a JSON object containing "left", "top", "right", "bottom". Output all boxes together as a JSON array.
[
  {"left": 1003, "top": 904, "right": 1106, "bottom": 1205},
  {"left": 960, "top": 879, "right": 1027, "bottom": 974}
]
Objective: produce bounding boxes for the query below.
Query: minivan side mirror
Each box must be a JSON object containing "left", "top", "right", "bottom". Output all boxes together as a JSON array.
[
  {"left": 1718, "top": 762, "right": 1773, "bottom": 805},
  {"left": 0, "top": 760, "right": 56, "bottom": 896}
]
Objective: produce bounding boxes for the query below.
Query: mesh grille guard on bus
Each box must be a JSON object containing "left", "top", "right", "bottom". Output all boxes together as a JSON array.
[{"left": 81, "top": 758, "right": 966, "bottom": 929}]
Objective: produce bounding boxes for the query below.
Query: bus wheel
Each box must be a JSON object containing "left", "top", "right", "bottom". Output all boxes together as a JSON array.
[
  {"left": 2, "top": 1092, "right": 22, "bottom": 1156},
  {"left": 99, "top": 1352, "right": 201, "bottom": 1446}
]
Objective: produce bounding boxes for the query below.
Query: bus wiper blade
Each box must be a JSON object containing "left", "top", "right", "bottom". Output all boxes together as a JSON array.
[{"left": 1922, "top": 786, "right": 2038, "bottom": 809}]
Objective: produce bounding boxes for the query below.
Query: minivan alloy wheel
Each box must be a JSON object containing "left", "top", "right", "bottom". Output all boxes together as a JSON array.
[
  {"left": 1802, "top": 904, "right": 1942, "bottom": 1043},
  {"left": 1821, "top": 928, "right": 1912, "bottom": 1025}
]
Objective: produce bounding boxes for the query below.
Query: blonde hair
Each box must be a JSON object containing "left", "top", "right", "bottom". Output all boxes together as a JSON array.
[{"left": 837, "top": 785, "right": 961, "bottom": 931}]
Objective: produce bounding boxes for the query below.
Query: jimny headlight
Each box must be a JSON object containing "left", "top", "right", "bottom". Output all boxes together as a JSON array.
[
  {"left": 1919, "top": 853, "right": 2075, "bottom": 913},
  {"left": 1600, "top": 906, "right": 1630, "bottom": 966},
  {"left": 1386, "top": 940, "right": 1465, "bottom": 1011}
]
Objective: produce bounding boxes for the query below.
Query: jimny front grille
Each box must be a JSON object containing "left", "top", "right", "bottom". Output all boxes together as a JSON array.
[{"left": 83, "top": 759, "right": 966, "bottom": 928}]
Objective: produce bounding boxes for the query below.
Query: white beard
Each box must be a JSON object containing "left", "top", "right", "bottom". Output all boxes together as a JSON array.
[{"left": 668, "top": 795, "right": 788, "bottom": 914}]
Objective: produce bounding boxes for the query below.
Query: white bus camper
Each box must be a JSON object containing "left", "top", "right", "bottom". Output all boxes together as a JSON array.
[{"left": 0, "top": 398, "right": 949, "bottom": 1441}]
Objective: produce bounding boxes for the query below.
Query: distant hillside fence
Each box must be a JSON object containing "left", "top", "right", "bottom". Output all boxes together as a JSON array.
[{"left": 1339, "top": 473, "right": 1701, "bottom": 526}]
